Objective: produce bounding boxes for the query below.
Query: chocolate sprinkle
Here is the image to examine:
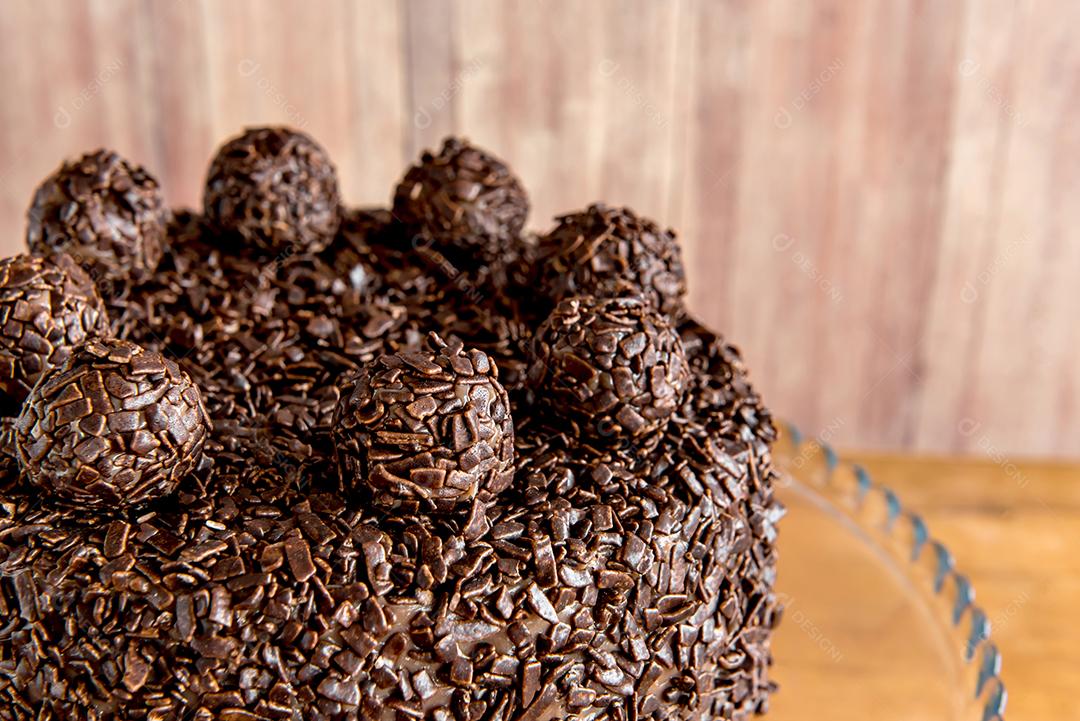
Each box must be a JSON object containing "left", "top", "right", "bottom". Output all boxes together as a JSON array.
[
  {"left": 0, "top": 134, "right": 780, "bottom": 721},
  {"left": 26, "top": 149, "right": 167, "bottom": 285}
]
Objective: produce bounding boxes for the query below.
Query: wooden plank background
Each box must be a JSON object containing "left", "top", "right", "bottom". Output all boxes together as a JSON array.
[{"left": 0, "top": 0, "right": 1075, "bottom": 459}]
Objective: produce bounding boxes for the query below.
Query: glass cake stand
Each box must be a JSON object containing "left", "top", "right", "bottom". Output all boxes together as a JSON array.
[{"left": 769, "top": 423, "right": 1007, "bottom": 721}]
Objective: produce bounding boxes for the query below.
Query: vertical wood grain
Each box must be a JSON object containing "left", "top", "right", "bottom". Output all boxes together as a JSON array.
[
  {"left": 966, "top": 0, "right": 1080, "bottom": 457},
  {"left": 135, "top": 0, "right": 215, "bottom": 207},
  {"left": 0, "top": 0, "right": 1074, "bottom": 458},
  {"left": 588, "top": 0, "right": 682, "bottom": 223},
  {"left": 342, "top": 0, "right": 409, "bottom": 205},
  {"left": 916, "top": 0, "right": 1023, "bottom": 454},
  {"left": 453, "top": 0, "right": 605, "bottom": 231},
  {"left": 674, "top": 0, "right": 750, "bottom": 333},
  {"left": 848, "top": 0, "right": 965, "bottom": 448}
]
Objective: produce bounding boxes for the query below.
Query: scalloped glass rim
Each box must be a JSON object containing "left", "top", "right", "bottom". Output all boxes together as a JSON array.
[{"left": 774, "top": 421, "right": 1007, "bottom": 721}]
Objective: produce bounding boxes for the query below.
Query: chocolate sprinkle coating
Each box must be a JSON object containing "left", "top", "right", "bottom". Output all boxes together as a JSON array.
[
  {"left": 334, "top": 334, "right": 515, "bottom": 510},
  {"left": 26, "top": 149, "right": 167, "bottom": 284},
  {"left": 14, "top": 337, "right": 210, "bottom": 510},
  {"left": 529, "top": 295, "right": 689, "bottom": 444},
  {"left": 0, "top": 253, "right": 109, "bottom": 407},
  {"left": 537, "top": 204, "right": 687, "bottom": 317},
  {"left": 393, "top": 138, "right": 529, "bottom": 260},
  {"left": 0, "top": 137, "right": 778, "bottom": 721},
  {"left": 205, "top": 126, "right": 342, "bottom": 254}
]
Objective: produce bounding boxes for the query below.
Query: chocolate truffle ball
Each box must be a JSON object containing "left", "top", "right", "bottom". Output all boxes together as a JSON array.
[
  {"left": 27, "top": 149, "right": 166, "bottom": 284},
  {"left": 528, "top": 295, "right": 689, "bottom": 443},
  {"left": 537, "top": 204, "right": 687, "bottom": 317},
  {"left": 0, "top": 416, "right": 17, "bottom": 479},
  {"left": 333, "top": 334, "right": 514, "bottom": 510},
  {"left": 15, "top": 338, "right": 210, "bottom": 510},
  {"left": 392, "top": 138, "right": 528, "bottom": 259},
  {"left": 0, "top": 253, "right": 110, "bottom": 407},
  {"left": 204, "top": 126, "right": 341, "bottom": 254}
]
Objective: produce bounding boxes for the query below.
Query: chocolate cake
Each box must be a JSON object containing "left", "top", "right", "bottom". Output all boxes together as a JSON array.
[{"left": 0, "top": 129, "right": 781, "bottom": 721}]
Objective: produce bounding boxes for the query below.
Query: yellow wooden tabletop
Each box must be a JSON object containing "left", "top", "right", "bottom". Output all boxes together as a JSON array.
[{"left": 841, "top": 451, "right": 1080, "bottom": 721}]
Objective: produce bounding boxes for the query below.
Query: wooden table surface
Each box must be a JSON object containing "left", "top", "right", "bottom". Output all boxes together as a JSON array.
[{"left": 840, "top": 451, "right": 1080, "bottom": 721}]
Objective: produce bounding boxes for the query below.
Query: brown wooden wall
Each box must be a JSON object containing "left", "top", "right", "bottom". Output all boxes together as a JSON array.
[{"left": 0, "top": 0, "right": 1076, "bottom": 458}]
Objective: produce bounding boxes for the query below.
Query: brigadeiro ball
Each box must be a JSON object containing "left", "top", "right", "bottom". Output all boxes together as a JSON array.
[
  {"left": 392, "top": 138, "right": 528, "bottom": 260},
  {"left": 26, "top": 149, "right": 166, "bottom": 285},
  {"left": 0, "top": 253, "right": 110, "bottom": 407},
  {"left": 14, "top": 337, "right": 210, "bottom": 510},
  {"left": 333, "top": 333, "right": 515, "bottom": 511},
  {"left": 204, "top": 126, "right": 341, "bottom": 254},
  {"left": 528, "top": 295, "right": 689, "bottom": 443},
  {"left": 0, "top": 417, "right": 18, "bottom": 479},
  {"left": 537, "top": 204, "right": 687, "bottom": 317}
]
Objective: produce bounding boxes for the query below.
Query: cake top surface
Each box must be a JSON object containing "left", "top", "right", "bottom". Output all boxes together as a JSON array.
[{"left": 0, "top": 129, "right": 780, "bottom": 721}]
